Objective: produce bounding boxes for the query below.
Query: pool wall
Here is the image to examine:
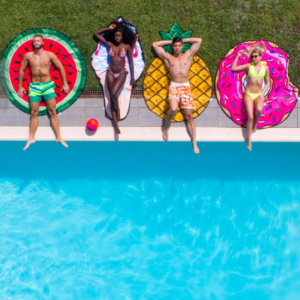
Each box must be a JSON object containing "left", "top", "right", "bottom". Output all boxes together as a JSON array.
[{"left": 0, "top": 96, "right": 300, "bottom": 141}]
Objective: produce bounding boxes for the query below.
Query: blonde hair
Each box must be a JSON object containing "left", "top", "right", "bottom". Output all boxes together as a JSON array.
[{"left": 251, "top": 42, "right": 265, "bottom": 56}]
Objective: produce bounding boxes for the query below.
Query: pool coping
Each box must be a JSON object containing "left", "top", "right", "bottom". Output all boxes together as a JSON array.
[{"left": 1, "top": 126, "right": 300, "bottom": 142}]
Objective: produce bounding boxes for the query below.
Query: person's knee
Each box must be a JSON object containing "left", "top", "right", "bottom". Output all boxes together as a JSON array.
[
  {"left": 30, "top": 109, "right": 39, "bottom": 117},
  {"left": 48, "top": 108, "right": 57, "bottom": 117},
  {"left": 168, "top": 98, "right": 178, "bottom": 114},
  {"left": 247, "top": 114, "right": 254, "bottom": 122},
  {"left": 256, "top": 108, "right": 263, "bottom": 115},
  {"left": 185, "top": 113, "right": 193, "bottom": 121},
  {"left": 111, "top": 92, "right": 118, "bottom": 100},
  {"left": 169, "top": 103, "right": 178, "bottom": 114},
  {"left": 169, "top": 107, "right": 177, "bottom": 114},
  {"left": 110, "top": 88, "right": 119, "bottom": 100}
]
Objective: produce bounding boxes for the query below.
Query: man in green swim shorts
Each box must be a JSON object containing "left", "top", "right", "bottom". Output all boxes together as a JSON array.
[{"left": 18, "top": 35, "right": 70, "bottom": 150}]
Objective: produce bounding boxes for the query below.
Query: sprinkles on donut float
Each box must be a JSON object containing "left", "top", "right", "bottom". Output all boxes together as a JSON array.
[{"left": 215, "top": 40, "right": 298, "bottom": 129}]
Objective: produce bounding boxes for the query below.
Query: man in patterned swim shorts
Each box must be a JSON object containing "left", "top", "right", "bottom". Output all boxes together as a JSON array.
[
  {"left": 18, "top": 35, "right": 70, "bottom": 150},
  {"left": 153, "top": 36, "right": 202, "bottom": 154}
]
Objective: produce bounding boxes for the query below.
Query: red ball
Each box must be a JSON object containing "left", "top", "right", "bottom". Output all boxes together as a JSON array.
[{"left": 86, "top": 119, "right": 99, "bottom": 131}]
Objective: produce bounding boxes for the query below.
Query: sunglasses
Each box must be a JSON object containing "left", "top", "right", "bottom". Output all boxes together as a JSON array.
[{"left": 251, "top": 55, "right": 258, "bottom": 59}]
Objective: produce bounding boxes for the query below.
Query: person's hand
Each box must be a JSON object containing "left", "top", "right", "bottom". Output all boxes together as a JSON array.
[
  {"left": 259, "top": 92, "right": 264, "bottom": 101},
  {"left": 18, "top": 87, "right": 25, "bottom": 97},
  {"left": 62, "top": 83, "right": 70, "bottom": 94},
  {"left": 131, "top": 79, "right": 137, "bottom": 89},
  {"left": 237, "top": 49, "right": 246, "bottom": 57},
  {"left": 108, "top": 24, "right": 117, "bottom": 29}
]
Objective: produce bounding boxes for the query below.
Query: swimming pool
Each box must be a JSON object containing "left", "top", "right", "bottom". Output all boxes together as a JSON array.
[{"left": 0, "top": 142, "right": 300, "bottom": 299}]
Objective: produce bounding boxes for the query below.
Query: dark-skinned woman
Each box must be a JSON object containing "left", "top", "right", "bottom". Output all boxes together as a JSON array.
[{"left": 94, "top": 22, "right": 137, "bottom": 134}]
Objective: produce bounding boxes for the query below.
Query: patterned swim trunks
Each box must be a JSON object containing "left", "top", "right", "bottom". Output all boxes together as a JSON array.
[
  {"left": 28, "top": 81, "right": 56, "bottom": 102},
  {"left": 168, "top": 82, "right": 195, "bottom": 109}
]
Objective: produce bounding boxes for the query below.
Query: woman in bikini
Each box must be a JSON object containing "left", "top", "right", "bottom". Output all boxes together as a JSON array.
[
  {"left": 231, "top": 43, "right": 270, "bottom": 151},
  {"left": 94, "top": 22, "right": 137, "bottom": 134}
]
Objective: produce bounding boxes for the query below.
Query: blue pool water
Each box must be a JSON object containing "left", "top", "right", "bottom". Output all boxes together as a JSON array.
[{"left": 0, "top": 142, "right": 300, "bottom": 300}]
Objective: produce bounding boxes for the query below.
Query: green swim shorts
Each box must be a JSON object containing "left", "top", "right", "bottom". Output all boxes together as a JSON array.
[{"left": 28, "top": 81, "right": 56, "bottom": 102}]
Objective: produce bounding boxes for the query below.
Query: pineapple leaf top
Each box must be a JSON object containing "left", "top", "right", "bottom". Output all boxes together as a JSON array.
[{"left": 159, "top": 23, "right": 193, "bottom": 54}]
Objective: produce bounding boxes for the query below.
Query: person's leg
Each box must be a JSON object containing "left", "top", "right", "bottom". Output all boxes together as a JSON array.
[
  {"left": 110, "top": 71, "right": 127, "bottom": 121},
  {"left": 162, "top": 98, "right": 179, "bottom": 141},
  {"left": 46, "top": 98, "right": 68, "bottom": 147},
  {"left": 106, "top": 72, "right": 120, "bottom": 134},
  {"left": 243, "top": 93, "right": 254, "bottom": 151},
  {"left": 23, "top": 102, "right": 40, "bottom": 151},
  {"left": 183, "top": 108, "right": 199, "bottom": 154},
  {"left": 253, "top": 95, "right": 264, "bottom": 133}
]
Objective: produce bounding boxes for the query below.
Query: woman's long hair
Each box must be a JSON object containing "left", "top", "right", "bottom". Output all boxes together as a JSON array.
[{"left": 103, "top": 21, "right": 136, "bottom": 47}]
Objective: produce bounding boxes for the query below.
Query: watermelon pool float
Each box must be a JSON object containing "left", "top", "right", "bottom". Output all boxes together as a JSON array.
[{"left": 0, "top": 28, "right": 86, "bottom": 115}]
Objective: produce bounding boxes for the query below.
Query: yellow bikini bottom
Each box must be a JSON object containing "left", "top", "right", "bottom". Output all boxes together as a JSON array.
[{"left": 245, "top": 91, "right": 261, "bottom": 101}]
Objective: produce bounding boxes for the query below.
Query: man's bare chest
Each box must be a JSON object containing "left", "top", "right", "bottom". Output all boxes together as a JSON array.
[
  {"left": 168, "top": 56, "right": 191, "bottom": 69},
  {"left": 28, "top": 57, "right": 51, "bottom": 68}
]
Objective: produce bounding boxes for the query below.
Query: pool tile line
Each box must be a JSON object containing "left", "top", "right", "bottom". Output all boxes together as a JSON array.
[{"left": 1, "top": 127, "right": 300, "bottom": 142}]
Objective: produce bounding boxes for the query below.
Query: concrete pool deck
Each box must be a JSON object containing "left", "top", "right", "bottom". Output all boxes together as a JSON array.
[
  {"left": 1, "top": 97, "right": 300, "bottom": 141},
  {"left": 2, "top": 126, "right": 300, "bottom": 142}
]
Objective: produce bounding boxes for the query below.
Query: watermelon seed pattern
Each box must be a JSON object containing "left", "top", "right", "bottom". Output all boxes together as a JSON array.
[{"left": 0, "top": 28, "right": 86, "bottom": 115}]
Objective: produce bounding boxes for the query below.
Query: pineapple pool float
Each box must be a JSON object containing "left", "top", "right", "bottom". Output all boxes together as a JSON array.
[{"left": 143, "top": 24, "right": 212, "bottom": 122}]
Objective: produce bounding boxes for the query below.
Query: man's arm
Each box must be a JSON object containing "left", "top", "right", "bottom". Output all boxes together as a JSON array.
[
  {"left": 183, "top": 38, "right": 202, "bottom": 57},
  {"left": 18, "top": 53, "right": 29, "bottom": 97},
  {"left": 152, "top": 40, "right": 172, "bottom": 60},
  {"left": 50, "top": 53, "right": 70, "bottom": 94}
]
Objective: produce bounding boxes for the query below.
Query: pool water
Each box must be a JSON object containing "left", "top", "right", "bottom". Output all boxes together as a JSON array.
[{"left": 0, "top": 142, "right": 300, "bottom": 300}]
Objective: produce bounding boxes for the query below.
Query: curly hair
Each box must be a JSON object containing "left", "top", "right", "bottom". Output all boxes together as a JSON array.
[{"left": 103, "top": 20, "right": 136, "bottom": 47}]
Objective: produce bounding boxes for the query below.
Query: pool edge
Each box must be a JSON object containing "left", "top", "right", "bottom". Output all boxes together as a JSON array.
[{"left": 1, "top": 126, "right": 300, "bottom": 142}]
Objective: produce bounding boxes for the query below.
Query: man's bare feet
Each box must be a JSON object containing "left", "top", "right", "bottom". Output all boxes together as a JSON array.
[
  {"left": 23, "top": 139, "right": 36, "bottom": 151},
  {"left": 162, "top": 127, "right": 169, "bottom": 141},
  {"left": 247, "top": 143, "right": 252, "bottom": 151},
  {"left": 252, "top": 126, "right": 257, "bottom": 134},
  {"left": 56, "top": 138, "right": 69, "bottom": 148},
  {"left": 193, "top": 143, "right": 200, "bottom": 154}
]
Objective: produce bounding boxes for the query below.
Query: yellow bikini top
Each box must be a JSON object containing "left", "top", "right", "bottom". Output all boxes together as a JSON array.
[{"left": 248, "top": 61, "right": 267, "bottom": 79}]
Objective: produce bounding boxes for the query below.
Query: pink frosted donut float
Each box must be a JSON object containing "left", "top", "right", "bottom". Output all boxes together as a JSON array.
[{"left": 215, "top": 40, "right": 299, "bottom": 128}]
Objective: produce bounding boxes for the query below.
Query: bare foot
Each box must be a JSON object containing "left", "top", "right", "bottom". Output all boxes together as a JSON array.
[
  {"left": 23, "top": 139, "right": 35, "bottom": 151},
  {"left": 193, "top": 143, "right": 200, "bottom": 154},
  {"left": 162, "top": 127, "right": 169, "bottom": 141},
  {"left": 252, "top": 126, "right": 257, "bottom": 134},
  {"left": 56, "top": 138, "right": 69, "bottom": 148},
  {"left": 247, "top": 143, "right": 252, "bottom": 151}
]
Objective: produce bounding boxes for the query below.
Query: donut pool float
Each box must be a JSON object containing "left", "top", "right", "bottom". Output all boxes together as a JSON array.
[
  {"left": 215, "top": 40, "right": 298, "bottom": 128},
  {"left": 0, "top": 28, "right": 86, "bottom": 116}
]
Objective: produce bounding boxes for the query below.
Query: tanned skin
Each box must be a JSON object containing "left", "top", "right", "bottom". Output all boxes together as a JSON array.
[
  {"left": 231, "top": 49, "right": 270, "bottom": 151},
  {"left": 18, "top": 36, "right": 70, "bottom": 150},
  {"left": 152, "top": 38, "right": 202, "bottom": 154}
]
